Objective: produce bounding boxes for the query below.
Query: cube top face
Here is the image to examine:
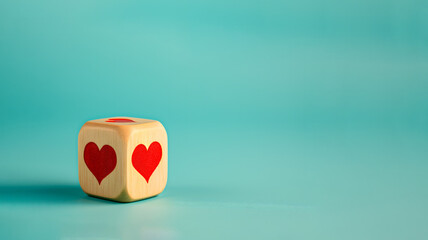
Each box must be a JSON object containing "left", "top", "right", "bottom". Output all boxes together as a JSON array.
[
  {"left": 88, "top": 117, "right": 158, "bottom": 126},
  {"left": 78, "top": 117, "right": 168, "bottom": 202}
]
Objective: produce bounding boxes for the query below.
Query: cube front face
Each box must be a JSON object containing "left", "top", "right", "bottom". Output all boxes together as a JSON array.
[
  {"left": 78, "top": 117, "right": 168, "bottom": 202},
  {"left": 78, "top": 123, "right": 126, "bottom": 200}
]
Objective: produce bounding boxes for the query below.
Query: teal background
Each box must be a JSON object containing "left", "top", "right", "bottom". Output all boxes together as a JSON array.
[{"left": 1, "top": 0, "right": 428, "bottom": 239}]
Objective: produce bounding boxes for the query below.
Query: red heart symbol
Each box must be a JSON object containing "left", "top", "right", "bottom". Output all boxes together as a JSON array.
[
  {"left": 106, "top": 118, "right": 135, "bottom": 123},
  {"left": 132, "top": 142, "right": 162, "bottom": 183},
  {"left": 84, "top": 142, "right": 117, "bottom": 184}
]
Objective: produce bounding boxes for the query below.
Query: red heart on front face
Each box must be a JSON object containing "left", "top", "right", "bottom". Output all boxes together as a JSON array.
[
  {"left": 132, "top": 142, "right": 162, "bottom": 183},
  {"left": 84, "top": 142, "right": 117, "bottom": 184}
]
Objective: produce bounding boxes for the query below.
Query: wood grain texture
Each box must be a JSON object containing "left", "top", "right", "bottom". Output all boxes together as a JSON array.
[{"left": 78, "top": 117, "right": 168, "bottom": 202}]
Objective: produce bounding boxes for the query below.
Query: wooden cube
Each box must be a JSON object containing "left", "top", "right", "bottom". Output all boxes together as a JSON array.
[{"left": 78, "top": 117, "right": 168, "bottom": 202}]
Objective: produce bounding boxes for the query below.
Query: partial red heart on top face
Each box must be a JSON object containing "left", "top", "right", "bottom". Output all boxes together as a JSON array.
[
  {"left": 106, "top": 118, "right": 135, "bottom": 123},
  {"left": 84, "top": 142, "right": 117, "bottom": 184},
  {"left": 132, "top": 142, "right": 162, "bottom": 183}
]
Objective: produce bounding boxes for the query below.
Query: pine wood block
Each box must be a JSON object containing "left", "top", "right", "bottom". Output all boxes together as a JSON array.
[{"left": 78, "top": 117, "right": 168, "bottom": 202}]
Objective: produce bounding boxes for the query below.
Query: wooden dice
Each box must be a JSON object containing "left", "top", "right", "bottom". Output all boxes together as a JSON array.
[{"left": 78, "top": 117, "right": 168, "bottom": 202}]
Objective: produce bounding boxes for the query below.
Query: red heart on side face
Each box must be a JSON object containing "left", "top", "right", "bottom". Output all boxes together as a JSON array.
[
  {"left": 132, "top": 142, "right": 162, "bottom": 183},
  {"left": 84, "top": 142, "right": 117, "bottom": 184}
]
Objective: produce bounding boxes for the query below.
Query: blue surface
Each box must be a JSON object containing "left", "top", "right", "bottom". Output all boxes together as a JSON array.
[{"left": 1, "top": 0, "right": 428, "bottom": 239}]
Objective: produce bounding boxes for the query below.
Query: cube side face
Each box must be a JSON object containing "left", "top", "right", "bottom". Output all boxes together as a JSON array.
[
  {"left": 126, "top": 121, "right": 168, "bottom": 201},
  {"left": 78, "top": 123, "right": 126, "bottom": 200}
]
